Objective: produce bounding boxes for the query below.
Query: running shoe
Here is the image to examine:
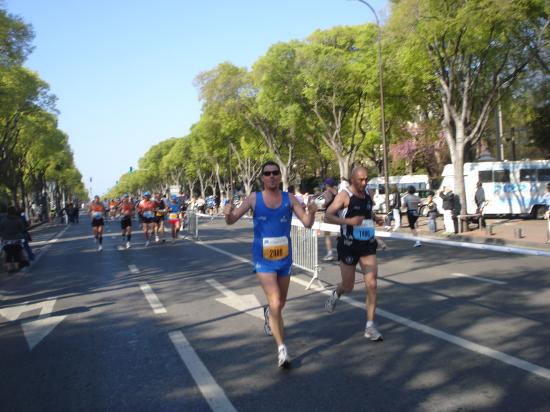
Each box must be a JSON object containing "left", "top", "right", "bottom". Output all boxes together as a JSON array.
[
  {"left": 325, "top": 289, "right": 339, "bottom": 313},
  {"left": 365, "top": 324, "right": 383, "bottom": 341},
  {"left": 263, "top": 304, "right": 272, "bottom": 336},
  {"left": 414, "top": 240, "right": 422, "bottom": 247},
  {"left": 126, "top": 241, "right": 131, "bottom": 249},
  {"left": 277, "top": 345, "right": 291, "bottom": 368},
  {"left": 155, "top": 235, "right": 160, "bottom": 242},
  {"left": 98, "top": 245, "right": 102, "bottom": 252},
  {"left": 322, "top": 253, "right": 335, "bottom": 261},
  {"left": 145, "top": 240, "right": 150, "bottom": 247}
]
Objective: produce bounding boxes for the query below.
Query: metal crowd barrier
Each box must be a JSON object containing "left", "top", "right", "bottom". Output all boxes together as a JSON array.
[
  {"left": 185, "top": 212, "right": 336, "bottom": 289},
  {"left": 185, "top": 211, "right": 199, "bottom": 240},
  {"left": 291, "top": 220, "right": 323, "bottom": 290}
]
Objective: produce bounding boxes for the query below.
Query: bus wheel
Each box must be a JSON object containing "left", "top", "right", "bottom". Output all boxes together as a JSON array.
[{"left": 533, "top": 206, "right": 547, "bottom": 219}]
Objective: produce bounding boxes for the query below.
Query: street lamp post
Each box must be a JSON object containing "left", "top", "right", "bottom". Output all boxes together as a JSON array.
[{"left": 353, "top": 0, "right": 390, "bottom": 213}]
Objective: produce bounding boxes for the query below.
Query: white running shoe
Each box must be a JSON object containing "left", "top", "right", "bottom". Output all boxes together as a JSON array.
[
  {"left": 277, "top": 345, "right": 291, "bottom": 368},
  {"left": 155, "top": 235, "right": 160, "bottom": 242},
  {"left": 414, "top": 240, "right": 422, "bottom": 247},
  {"left": 325, "top": 289, "right": 339, "bottom": 313},
  {"left": 126, "top": 241, "right": 130, "bottom": 249},
  {"left": 365, "top": 324, "right": 383, "bottom": 341},
  {"left": 98, "top": 245, "right": 102, "bottom": 252},
  {"left": 145, "top": 240, "right": 150, "bottom": 247},
  {"left": 322, "top": 253, "right": 335, "bottom": 261}
]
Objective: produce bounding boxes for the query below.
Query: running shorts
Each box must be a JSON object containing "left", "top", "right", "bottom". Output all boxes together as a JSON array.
[
  {"left": 337, "top": 236, "right": 377, "bottom": 266},
  {"left": 254, "top": 260, "right": 292, "bottom": 277},
  {"left": 91, "top": 218, "right": 104, "bottom": 227},
  {"left": 121, "top": 216, "right": 132, "bottom": 229}
]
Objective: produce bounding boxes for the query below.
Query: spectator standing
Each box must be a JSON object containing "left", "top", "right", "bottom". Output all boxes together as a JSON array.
[
  {"left": 474, "top": 181, "right": 486, "bottom": 228},
  {"left": 390, "top": 186, "right": 401, "bottom": 231},
  {"left": 426, "top": 194, "right": 438, "bottom": 233},
  {"left": 402, "top": 186, "right": 422, "bottom": 247},
  {"left": 440, "top": 187, "right": 456, "bottom": 233},
  {"left": 320, "top": 178, "right": 338, "bottom": 261},
  {"left": 0, "top": 206, "right": 29, "bottom": 272}
]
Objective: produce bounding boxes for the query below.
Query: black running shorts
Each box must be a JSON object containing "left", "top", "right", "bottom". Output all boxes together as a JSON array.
[
  {"left": 121, "top": 216, "right": 132, "bottom": 229},
  {"left": 337, "top": 237, "right": 377, "bottom": 266},
  {"left": 91, "top": 218, "right": 104, "bottom": 227}
]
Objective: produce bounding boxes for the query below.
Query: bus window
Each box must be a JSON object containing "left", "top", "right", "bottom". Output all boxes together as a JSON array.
[
  {"left": 538, "top": 169, "right": 550, "bottom": 181},
  {"left": 479, "top": 170, "right": 492, "bottom": 183},
  {"left": 493, "top": 170, "right": 510, "bottom": 182},
  {"left": 520, "top": 169, "right": 537, "bottom": 181}
]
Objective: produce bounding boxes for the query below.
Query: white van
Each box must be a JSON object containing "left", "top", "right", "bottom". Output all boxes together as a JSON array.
[
  {"left": 367, "top": 174, "right": 430, "bottom": 213},
  {"left": 437, "top": 160, "right": 550, "bottom": 217}
]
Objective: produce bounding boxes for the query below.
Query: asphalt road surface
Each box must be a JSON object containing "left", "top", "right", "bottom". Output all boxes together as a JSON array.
[{"left": 1, "top": 216, "right": 549, "bottom": 412}]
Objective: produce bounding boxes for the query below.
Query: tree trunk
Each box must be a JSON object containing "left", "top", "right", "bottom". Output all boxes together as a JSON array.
[{"left": 337, "top": 153, "right": 352, "bottom": 180}]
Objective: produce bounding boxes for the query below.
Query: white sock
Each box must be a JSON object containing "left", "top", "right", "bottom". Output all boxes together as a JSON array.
[{"left": 366, "top": 321, "right": 374, "bottom": 328}]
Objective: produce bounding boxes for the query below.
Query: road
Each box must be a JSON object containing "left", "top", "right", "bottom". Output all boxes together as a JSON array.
[{"left": 1, "top": 216, "right": 549, "bottom": 411}]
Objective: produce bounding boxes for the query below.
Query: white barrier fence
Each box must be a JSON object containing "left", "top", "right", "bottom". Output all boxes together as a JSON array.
[
  {"left": 291, "top": 219, "right": 340, "bottom": 289},
  {"left": 184, "top": 213, "right": 336, "bottom": 289},
  {"left": 185, "top": 211, "right": 199, "bottom": 239}
]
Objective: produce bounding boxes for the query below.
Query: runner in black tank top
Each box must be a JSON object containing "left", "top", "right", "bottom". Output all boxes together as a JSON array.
[{"left": 323, "top": 166, "right": 385, "bottom": 341}]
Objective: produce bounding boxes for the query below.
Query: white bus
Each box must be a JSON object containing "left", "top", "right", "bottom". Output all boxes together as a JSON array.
[
  {"left": 367, "top": 174, "right": 430, "bottom": 213},
  {"left": 438, "top": 160, "right": 550, "bottom": 217}
]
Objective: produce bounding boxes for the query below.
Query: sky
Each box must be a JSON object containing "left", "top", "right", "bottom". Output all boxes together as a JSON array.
[{"left": 5, "top": 0, "right": 388, "bottom": 196}]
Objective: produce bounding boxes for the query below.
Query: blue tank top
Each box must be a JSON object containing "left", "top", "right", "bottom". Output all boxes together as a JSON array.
[{"left": 252, "top": 191, "right": 293, "bottom": 267}]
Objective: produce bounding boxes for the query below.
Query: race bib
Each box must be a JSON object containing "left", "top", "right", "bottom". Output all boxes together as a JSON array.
[
  {"left": 262, "top": 236, "right": 289, "bottom": 261},
  {"left": 352, "top": 219, "right": 375, "bottom": 241},
  {"left": 143, "top": 211, "right": 154, "bottom": 218},
  {"left": 93, "top": 211, "right": 102, "bottom": 219},
  {"left": 169, "top": 213, "right": 178, "bottom": 220}
]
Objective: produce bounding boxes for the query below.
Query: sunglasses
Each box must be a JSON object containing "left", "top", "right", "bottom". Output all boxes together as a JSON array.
[{"left": 263, "top": 170, "right": 280, "bottom": 177}]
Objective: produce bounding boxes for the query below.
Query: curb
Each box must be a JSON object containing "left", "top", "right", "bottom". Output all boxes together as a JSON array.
[{"left": 375, "top": 230, "right": 550, "bottom": 257}]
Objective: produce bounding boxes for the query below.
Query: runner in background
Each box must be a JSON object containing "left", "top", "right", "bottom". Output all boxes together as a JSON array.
[
  {"left": 119, "top": 194, "right": 134, "bottom": 249},
  {"left": 88, "top": 195, "right": 105, "bottom": 251}
]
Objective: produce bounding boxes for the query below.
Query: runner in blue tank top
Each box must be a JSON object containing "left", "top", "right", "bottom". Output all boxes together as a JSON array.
[{"left": 224, "top": 161, "right": 317, "bottom": 368}]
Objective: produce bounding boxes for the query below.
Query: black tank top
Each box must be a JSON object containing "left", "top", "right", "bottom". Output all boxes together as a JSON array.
[{"left": 339, "top": 188, "right": 375, "bottom": 240}]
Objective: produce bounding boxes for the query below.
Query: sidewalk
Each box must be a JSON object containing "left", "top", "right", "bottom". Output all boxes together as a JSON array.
[{"left": 401, "top": 215, "right": 550, "bottom": 251}]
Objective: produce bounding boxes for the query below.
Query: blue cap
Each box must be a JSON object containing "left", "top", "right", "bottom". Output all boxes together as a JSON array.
[
  {"left": 171, "top": 194, "right": 178, "bottom": 200},
  {"left": 324, "top": 178, "right": 336, "bottom": 186},
  {"left": 144, "top": 191, "right": 151, "bottom": 196}
]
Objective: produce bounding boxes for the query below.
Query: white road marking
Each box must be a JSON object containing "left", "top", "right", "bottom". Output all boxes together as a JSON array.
[
  {"left": 139, "top": 283, "right": 167, "bottom": 314},
  {"left": 197, "top": 241, "right": 250, "bottom": 264},
  {"left": 195, "top": 240, "right": 550, "bottom": 381},
  {"left": 206, "top": 279, "right": 263, "bottom": 319},
  {"left": 128, "top": 264, "right": 140, "bottom": 274},
  {"left": 0, "top": 299, "right": 66, "bottom": 351},
  {"left": 449, "top": 272, "right": 507, "bottom": 285},
  {"left": 169, "top": 331, "right": 237, "bottom": 412}
]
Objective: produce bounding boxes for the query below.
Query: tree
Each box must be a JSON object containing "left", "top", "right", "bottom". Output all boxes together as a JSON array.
[
  {"left": 388, "top": 0, "right": 549, "bottom": 211},
  {"left": 246, "top": 42, "right": 312, "bottom": 190},
  {"left": 299, "top": 25, "right": 382, "bottom": 179}
]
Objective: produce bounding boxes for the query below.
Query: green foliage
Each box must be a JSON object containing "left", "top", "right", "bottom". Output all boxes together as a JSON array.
[{"left": 0, "top": 6, "right": 84, "bottom": 207}]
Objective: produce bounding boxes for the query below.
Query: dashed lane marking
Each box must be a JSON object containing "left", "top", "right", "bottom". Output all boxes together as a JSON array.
[{"left": 169, "top": 331, "right": 237, "bottom": 412}]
